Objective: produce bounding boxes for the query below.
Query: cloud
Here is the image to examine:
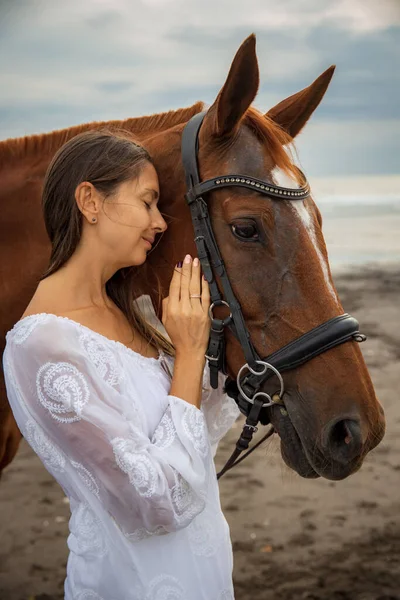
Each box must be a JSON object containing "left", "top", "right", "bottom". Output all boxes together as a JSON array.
[
  {"left": 0, "top": 0, "right": 398, "bottom": 176},
  {"left": 295, "top": 119, "right": 400, "bottom": 177}
]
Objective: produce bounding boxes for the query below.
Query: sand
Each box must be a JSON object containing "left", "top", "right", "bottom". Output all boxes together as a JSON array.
[{"left": 0, "top": 263, "right": 399, "bottom": 600}]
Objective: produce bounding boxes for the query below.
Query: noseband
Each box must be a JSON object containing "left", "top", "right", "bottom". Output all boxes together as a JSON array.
[{"left": 181, "top": 111, "right": 366, "bottom": 479}]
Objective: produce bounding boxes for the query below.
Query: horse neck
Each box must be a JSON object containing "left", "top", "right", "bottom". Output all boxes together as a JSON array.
[{"left": 0, "top": 103, "right": 205, "bottom": 176}]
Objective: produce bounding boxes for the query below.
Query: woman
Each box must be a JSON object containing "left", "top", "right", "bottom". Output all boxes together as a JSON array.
[{"left": 2, "top": 130, "right": 240, "bottom": 599}]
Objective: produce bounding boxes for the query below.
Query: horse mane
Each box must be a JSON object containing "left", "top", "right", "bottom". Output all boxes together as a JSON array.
[
  {"left": 0, "top": 102, "right": 204, "bottom": 165},
  {"left": 245, "top": 107, "right": 303, "bottom": 184},
  {"left": 0, "top": 101, "right": 301, "bottom": 184}
]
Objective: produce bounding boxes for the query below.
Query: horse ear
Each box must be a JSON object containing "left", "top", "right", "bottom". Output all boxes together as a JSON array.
[
  {"left": 207, "top": 34, "right": 259, "bottom": 137},
  {"left": 266, "top": 66, "right": 335, "bottom": 139}
]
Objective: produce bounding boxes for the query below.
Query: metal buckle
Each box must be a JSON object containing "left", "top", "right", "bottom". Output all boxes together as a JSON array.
[
  {"left": 236, "top": 361, "right": 284, "bottom": 408},
  {"left": 353, "top": 333, "right": 367, "bottom": 343},
  {"left": 205, "top": 353, "right": 219, "bottom": 362},
  {"left": 245, "top": 424, "right": 258, "bottom": 433}
]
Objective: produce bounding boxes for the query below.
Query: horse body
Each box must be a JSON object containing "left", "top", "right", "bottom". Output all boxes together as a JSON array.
[{"left": 0, "top": 35, "right": 385, "bottom": 479}]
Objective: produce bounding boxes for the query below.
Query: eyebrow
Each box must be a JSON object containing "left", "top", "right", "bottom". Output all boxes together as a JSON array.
[{"left": 142, "top": 188, "right": 159, "bottom": 202}]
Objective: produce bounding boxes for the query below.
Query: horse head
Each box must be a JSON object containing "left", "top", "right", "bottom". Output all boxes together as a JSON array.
[{"left": 145, "top": 35, "right": 385, "bottom": 480}]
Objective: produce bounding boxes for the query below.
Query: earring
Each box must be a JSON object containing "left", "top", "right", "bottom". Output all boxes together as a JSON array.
[{"left": 91, "top": 217, "right": 97, "bottom": 223}]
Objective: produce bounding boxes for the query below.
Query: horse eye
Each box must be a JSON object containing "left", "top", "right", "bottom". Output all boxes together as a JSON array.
[{"left": 231, "top": 222, "right": 259, "bottom": 241}]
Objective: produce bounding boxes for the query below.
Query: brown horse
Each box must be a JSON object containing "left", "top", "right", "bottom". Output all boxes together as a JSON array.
[{"left": 0, "top": 35, "right": 385, "bottom": 480}]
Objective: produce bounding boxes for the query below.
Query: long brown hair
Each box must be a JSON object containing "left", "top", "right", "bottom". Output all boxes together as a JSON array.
[{"left": 41, "top": 129, "right": 174, "bottom": 357}]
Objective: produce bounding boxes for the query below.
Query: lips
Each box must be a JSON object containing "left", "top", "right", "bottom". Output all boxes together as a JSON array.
[
  {"left": 142, "top": 237, "right": 154, "bottom": 245},
  {"left": 269, "top": 403, "right": 320, "bottom": 479}
]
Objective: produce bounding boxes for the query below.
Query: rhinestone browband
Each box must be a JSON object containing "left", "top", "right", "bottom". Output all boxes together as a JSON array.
[{"left": 186, "top": 173, "right": 310, "bottom": 203}]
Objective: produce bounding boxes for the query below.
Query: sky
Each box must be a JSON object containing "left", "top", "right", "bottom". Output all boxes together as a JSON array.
[{"left": 0, "top": 0, "right": 399, "bottom": 192}]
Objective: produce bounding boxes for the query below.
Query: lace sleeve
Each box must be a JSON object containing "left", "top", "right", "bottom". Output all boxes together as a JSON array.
[
  {"left": 3, "top": 317, "right": 210, "bottom": 538},
  {"left": 201, "top": 368, "right": 241, "bottom": 458}
]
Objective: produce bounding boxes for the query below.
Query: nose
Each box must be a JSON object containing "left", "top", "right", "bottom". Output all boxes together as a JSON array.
[
  {"left": 320, "top": 417, "right": 363, "bottom": 464},
  {"left": 154, "top": 210, "right": 168, "bottom": 233}
]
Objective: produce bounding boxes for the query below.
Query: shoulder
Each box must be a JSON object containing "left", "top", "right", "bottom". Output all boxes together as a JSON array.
[
  {"left": 6, "top": 314, "right": 124, "bottom": 365},
  {"left": 6, "top": 313, "right": 80, "bottom": 349},
  {"left": 5, "top": 314, "right": 120, "bottom": 377},
  {"left": 4, "top": 314, "right": 127, "bottom": 393}
]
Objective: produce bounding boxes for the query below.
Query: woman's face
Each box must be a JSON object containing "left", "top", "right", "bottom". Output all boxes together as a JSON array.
[{"left": 98, "top": 162, "right": 167, "bottom": 268}]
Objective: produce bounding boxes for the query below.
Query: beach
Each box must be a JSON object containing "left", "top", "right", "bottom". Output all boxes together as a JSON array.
[
  {"left": 218, "top": 262, "right": 400, "bottom": 600},
  {"left": 0, "top": 207, "right": 399, "bottom": 599}
]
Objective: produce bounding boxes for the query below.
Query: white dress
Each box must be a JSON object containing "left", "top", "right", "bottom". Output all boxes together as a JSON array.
[{"left": 2, "top": 313, "right": 240, "bottom": 600}]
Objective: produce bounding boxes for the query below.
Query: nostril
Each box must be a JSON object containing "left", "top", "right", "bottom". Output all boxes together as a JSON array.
[
  {"left": 322, "top": 418, "right": 363, "bottom": 464},
  {"left": 343, "top": 422, "right": 352, "bottom": 445},
  {"left": 332, "top": 420, "right": 352, "bottom": 446}
]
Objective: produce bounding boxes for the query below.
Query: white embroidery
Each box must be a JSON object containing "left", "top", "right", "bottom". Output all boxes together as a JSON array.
[
  {"left": 75, "top": 591, "right": 106, "bottom": 600},
  {"left": 187, "top": 507, "right": 220, "bottom": 557},
  {"left": 109, "top": 513, "right": 167, "bottom": 543},
  {"left": 11, "top": 314, "right": 48, "bottom": 345},
  {"left": 145, "top": 573, "right": 185, "bottom": 600},
  {"left": 126, "top": 422, "right": 149, "bottom": 450},
  {"left": 72, "top": 503, "right": 107, "bottom": 557},
  {"left": 151, "top": 412, "right": 176, "bottom": 450},
  {"left": 71, "top": 461, "right": 100, "bottom": 498},
  {"left": 171, "top": 472, "right": 205, "bottom": 523},
  {"left": 79, "top": 331, "right": 123, "bottom": 388},
  {"left": 125, "top": 525, "right": 167, "bottom": 543},
  {"left": 182, "top": 407, "right": 209, "bottom": 458},
  {"left": 206, "top": 397, "right": 240, "bottom": 446},
  {"left": 111, "top": 437, "right": 159, "bottom": 497},
  {"left": 36, "top": 362, "right": 89, "bottom": 423},
  {"left": 25, "top": 420, "right": 66, "bottom": 473},
  {"left": 4, "top": 313, "right": 236, "bottom": 598}
]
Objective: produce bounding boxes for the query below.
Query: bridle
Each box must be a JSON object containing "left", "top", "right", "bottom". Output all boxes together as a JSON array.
[{"left": 181, "top": 111, "right": 366, "bottom": 479}]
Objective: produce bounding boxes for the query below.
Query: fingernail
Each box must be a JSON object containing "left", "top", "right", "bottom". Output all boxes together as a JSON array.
[
  {"left": 202, "top": 274, "right": 206, "bottom": 280},
  {"left": 177, "top": 261, "right": 183, "bottom": 268},
  {"left": 184, "top": 254, "right": 191, "bottom": 264},
  {"left": 193, "top": 258, "right": 199, "bottom": 267}
]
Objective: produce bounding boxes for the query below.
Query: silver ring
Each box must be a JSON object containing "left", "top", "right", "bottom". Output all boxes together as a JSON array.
[
  {"left": 190, "top": 294, "right": 202, "bottom": 298},
  {"left": 236, "top": 361, "right": 284, "bottom": 407},
  {"left": 208, "top": 300, "right": 232, "bottom": 321}
]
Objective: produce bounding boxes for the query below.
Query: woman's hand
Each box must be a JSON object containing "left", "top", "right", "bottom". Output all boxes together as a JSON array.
[{"left": 162, "top": 254, "right": 211, "bottom": 359}]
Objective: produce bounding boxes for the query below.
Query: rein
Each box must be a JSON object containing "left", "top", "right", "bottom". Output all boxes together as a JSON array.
[{"left": 180, "top": 111, "right": 366, "bottom": 479}]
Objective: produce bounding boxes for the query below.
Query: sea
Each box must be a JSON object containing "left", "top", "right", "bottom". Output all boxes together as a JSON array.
[{"left": 317, "top": 193, "right": 400, "bottom": 273}]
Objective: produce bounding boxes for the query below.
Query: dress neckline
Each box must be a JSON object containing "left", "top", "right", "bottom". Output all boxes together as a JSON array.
[{"left": 10, "top": 312, "right": 166, "bottom": 365}]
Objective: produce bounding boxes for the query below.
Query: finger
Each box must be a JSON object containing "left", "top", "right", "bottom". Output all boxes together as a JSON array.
[
  {"left": 168, "top": 262, "right": 182, "bottom": 309},
  {"left": 189, "top": 257, "right": 202, "bottom": 303},
  {"left": 180, "top": 254, "right": 192, "bottom": 309}
]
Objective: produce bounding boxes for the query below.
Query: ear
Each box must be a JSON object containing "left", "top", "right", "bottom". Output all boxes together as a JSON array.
[
  {"left": 206, "top": 34, "right": 259, "bottom": 137},
  {"left": 266, "top": 66, "right": 335, "bottom": 139},
  {"left": 75, "top": 181, "right": 99, "bottom": 224}
]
